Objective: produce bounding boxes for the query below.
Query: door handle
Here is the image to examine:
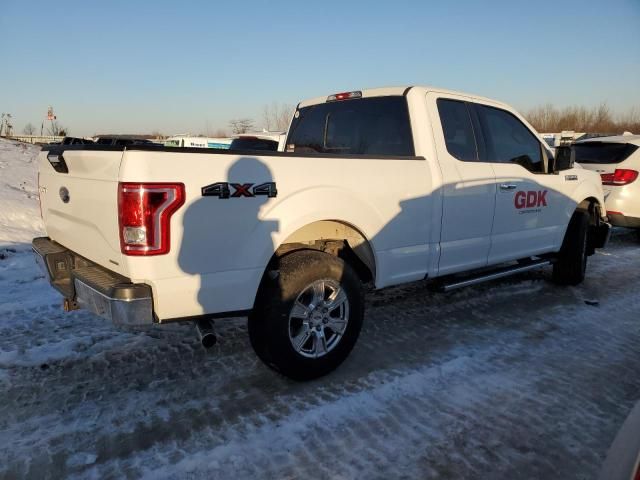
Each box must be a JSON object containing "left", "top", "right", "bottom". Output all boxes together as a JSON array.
[{"left": 499, "top": 184, "right": 517, "bottom": 190}]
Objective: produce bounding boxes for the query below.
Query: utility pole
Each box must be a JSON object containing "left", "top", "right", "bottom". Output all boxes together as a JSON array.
[{"left": 47, "top": 106, "right": 56, "bottom": 135}]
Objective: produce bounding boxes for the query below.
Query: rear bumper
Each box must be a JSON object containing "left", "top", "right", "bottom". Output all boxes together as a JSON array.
[
  {"left": 32, "top": 237, "right": 154, "bottom": 326},
  {"left": 607, "top": 212, "right": 640, "bottom": 228}
]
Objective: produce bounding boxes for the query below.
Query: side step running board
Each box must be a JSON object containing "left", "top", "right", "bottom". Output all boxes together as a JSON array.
[{"left": 436, "top": 259, "right": 553, "bottom": 292}]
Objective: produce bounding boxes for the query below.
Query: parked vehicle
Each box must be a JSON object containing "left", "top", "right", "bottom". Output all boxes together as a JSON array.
[
  {"left": 33, "top": 86, "right": 610, "bottom": 380},
  {"left": 573, "top": 134, "right": 640, "bottom": 240},
  {"left": 599, "top": 400, "right": 640, "bottom": 480},
  {"left": 164, "top": 135, "right": 232, "bottom": 149},
  {"left": 229, "top": 132, "right": 286, "bottom": 152},
  {"left": 93, "top": 136, "right": 158, "bottom": 146},
  {"left": 60, "top": 137, "right": 94, "bottom": 145}
]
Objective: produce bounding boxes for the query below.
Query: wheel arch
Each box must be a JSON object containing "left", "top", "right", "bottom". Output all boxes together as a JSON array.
[
  {"left": 272, "top": 220, "right": 376, "bottom": 283},
  {"left": 577, "top": 196, "right": 603, "bottom": 225}
]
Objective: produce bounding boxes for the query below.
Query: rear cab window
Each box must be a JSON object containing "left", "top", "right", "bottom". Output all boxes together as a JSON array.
[
  {"left": 573, "top": 142, "right": 639, "bottom": 164},
  {"left": 286, "top": 96, "right": 415, "bottom": 157}
]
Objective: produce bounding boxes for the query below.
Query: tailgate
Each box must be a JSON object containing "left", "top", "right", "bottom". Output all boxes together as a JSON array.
[{"left": 38, "top": 147, "right": 127, "bottom": 276}]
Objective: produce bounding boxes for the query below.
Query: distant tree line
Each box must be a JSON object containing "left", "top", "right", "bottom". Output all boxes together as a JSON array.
[
  {"left": 226, "top": 102, "right": 293, "bottom": 135},
  {"left": 524, "top": 103, "right": 640, "bottom": 134},
  {"left": 15, "top": 101, "right": 295, "bottom": 139},
  {"left": 19, "top": 121, "right": 68, "bottom": 136},
  {"left": 14, "top": 102, "right": 640, "bottom": 140}
]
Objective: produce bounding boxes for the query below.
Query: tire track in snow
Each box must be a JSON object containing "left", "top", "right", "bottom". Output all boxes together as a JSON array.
[{"left": 1, "top": 231, "right": 640, "bottom": 479}]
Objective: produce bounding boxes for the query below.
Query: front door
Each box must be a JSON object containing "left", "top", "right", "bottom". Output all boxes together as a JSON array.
[{"left": 471, "top": 103, "right": 571, "bottom": 264}]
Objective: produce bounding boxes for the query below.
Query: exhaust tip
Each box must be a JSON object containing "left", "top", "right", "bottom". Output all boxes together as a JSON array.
[
  {"left": 195, "top": 318, "right": 217, "bottom": 349},
  {"left": 201, "top": 332, "right": 217, "bottom": 349}
]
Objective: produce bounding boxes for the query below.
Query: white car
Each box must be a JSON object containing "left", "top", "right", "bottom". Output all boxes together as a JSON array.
[
  {"left": 574, "top": 135, "right": 640, "bottom": 239},
  {"left": 33, "top": 86, "right": 610, "bottom": 380}
]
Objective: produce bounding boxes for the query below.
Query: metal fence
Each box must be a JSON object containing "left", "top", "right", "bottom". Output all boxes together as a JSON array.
[{"left": 2, "top": 135, "right": 65, "bottom": 144}]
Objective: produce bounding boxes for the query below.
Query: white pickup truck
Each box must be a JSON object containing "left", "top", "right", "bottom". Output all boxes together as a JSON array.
[{"left": 33, "top": 86, "right": 611, "bottom": 380}]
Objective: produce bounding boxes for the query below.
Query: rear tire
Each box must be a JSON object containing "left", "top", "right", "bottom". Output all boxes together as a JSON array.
[
  {"left": 248, "top": 250, "right": 364, "bottom": 381},
  {"left": 553, "top": 211, "right": 590, "bottom": 285}
]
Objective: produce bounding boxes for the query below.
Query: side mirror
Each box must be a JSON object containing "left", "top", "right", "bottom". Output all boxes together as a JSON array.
[{"left": 553, "top": 146, "right": 575, "bottom": 172}]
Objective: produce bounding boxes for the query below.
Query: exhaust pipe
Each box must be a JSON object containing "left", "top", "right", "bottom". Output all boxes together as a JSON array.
[{"left": 195, "top": 318, "right": 217, "bottom": 348}]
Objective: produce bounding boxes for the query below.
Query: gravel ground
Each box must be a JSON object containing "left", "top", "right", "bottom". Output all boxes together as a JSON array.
[{"left": 1, "top": 229, "right": 639, "bottom": 479}]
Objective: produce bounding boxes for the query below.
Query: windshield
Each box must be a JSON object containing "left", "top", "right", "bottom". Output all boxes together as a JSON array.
[{"left": 573, "top": 142, "right": 638, "bottom": 164}]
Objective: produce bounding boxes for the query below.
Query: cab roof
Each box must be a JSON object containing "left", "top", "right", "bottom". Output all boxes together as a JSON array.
[{"left": 297, "top": 85, "right": 509, "bottom": 109}]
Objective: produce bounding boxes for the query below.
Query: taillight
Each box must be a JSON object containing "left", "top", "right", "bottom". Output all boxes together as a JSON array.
[
  {"left": 118, "top": 183, "right": 185, "bottom": 256},
  {"left": 601, "top": 169, "right": 639, "bottom": 186}
]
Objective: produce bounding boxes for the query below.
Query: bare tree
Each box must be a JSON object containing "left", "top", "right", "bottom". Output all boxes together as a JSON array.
[
  {"left": 228, "top": 118, "right": 255, "bottom": 134},
  {"left": 262, "top": 102, "right": 294, "bottom": 131},
  {"left": 617, "top": 106, "right": 640, "bottom": 133},
  {"left": 212, "top": 128, "right": 228, "bottom": 137},
  {"left": 524, "top": 103, "right": 639, "bottom": 134},
  {"left": 23, "top": 123, "right": 36, "bottom": 135},
  {"left": 47, "top": 121, "right": 68, "bottom": 136}
]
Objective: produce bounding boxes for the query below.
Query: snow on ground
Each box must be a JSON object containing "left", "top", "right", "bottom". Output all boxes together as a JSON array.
[
  {"left": 0, "top": 139, "right": 43, "bottom": 248},
  {"left": 1, "top": 138, "right": 640, "bottom": 479}
]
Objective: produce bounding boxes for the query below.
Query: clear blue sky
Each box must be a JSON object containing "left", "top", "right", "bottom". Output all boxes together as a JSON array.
[{"left": 1, "top": 0, "right": 639, "bottom": 136}]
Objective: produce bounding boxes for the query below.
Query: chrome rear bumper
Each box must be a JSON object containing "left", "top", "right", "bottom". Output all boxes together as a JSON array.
[{"left": 32, "top": 237, "right": 154, "bottom": 326}]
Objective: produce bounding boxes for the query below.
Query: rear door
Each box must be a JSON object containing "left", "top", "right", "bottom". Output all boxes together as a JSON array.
[
  {"left": 427, "top": 93, "right": 496, "bottom": 275},
  {"left": 471, "top": 103, "right": 574, "bottom": 263},
  {"left": 38, "top": 146, "right": 126, "bottom": 274}
]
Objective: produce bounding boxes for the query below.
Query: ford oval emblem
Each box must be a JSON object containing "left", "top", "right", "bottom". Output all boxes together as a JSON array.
[{"left": 59, "top": 187, "right": 70, "bottom": 203}]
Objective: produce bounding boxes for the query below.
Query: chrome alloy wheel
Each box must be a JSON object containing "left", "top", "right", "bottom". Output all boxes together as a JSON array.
[{"left": 288, "top": 279, "right": 350, "bottom": 358}]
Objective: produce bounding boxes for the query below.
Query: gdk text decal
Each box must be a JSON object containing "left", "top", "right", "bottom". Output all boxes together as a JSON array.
[
  {"left": 201, "top": 182, "right": 277, "bottom": 199},
  {"left": 514, "top": 190, "right": 547, "bottom": 209},
  {"left": 514, "top": 190, "right": 547, "bottom": 213}
]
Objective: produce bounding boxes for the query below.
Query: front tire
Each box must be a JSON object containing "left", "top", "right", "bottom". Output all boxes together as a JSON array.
[
  {"left": 249, "top": 250, "right": 364, "bottom": 381},
  {"left": 553, "top": 211, "right": 590, "bottom": 285}
]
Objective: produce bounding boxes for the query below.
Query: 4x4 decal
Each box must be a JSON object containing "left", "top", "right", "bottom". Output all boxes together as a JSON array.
[{"left": 201, "top": 182, "right": 277, "bottom": 199}]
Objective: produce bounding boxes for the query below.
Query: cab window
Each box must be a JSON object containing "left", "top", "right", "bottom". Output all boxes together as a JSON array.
[
  {"left": 475, "top": 104, "right": 544, "bottom": 173},
  {"left": 436, "top": 99, "right": 478, "bottom": 161}
]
